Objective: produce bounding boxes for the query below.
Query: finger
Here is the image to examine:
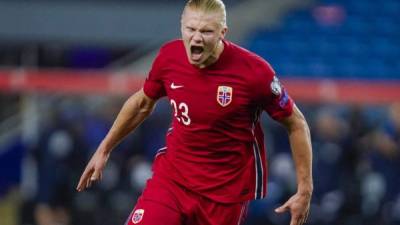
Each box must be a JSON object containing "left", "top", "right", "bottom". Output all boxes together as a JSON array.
[
  {"left": 77, "top": 168, "right": 93, "bottom": 191},
  {"left": 303, "top": 209, "right": 310, "bottom": 224},
  {"left": 275, "top": 203, "right": 289, "bottom": 213},
  {"left": 86, "top": 176, "right": 92, "bottom": 188},
  {"left": 91, "top": 169, "right": 101, "bottom": 181},
  {"left": 77, "top": 172, "right": 89, "bottom": 191},
  {"left": 290, "top": 215, "right": 301, "bottom": 225},
  {"left": 299, "top": 216, "right": 306, "bottom": 225}
]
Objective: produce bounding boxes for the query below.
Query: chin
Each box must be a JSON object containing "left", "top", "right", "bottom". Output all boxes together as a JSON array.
[{"left": 189, "top": 59, "right": 203, "bottom": 65}]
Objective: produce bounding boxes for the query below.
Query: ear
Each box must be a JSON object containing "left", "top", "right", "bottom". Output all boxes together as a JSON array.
[{"left": 220, "top": 27, "right": 228, "bottom": 39}]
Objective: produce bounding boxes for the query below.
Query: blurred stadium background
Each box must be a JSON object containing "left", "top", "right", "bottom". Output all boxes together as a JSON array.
[{"left": 0, "top": 0, "right": 399, "bottom": 225}]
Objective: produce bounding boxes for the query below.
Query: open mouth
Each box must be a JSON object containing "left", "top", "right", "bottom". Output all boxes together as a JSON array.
[{"left": 190, "top": 45, "right": 204, "bottom": 61}]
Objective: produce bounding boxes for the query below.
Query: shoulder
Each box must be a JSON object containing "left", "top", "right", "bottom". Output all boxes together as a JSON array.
[
  {"left": 227, "top": 40, "right": 275, "bottom": 77},
  {"left": 151, "top": 39, "right": 184, "bottom": 67},
  {"left": 159, "top": 39, "right": 185, "bottom": 55},
  {"left": 152, "top": 39, "right": 185, "bottom": 66},
  {"left": 227, "top": 41, "right": 277, "bottom": 100}
]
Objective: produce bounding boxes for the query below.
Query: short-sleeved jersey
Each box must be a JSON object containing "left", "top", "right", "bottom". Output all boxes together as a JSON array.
[{"left": 143, "top": 39, "right": 294, "bottom": 203}]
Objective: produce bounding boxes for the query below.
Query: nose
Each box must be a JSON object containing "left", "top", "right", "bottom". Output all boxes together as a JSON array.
[{"left": 192, "top": 31, "right": 202, "bottom": 43}]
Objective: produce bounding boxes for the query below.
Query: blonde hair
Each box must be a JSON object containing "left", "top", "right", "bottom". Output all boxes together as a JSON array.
[{"left": 184, "top": 0, "right": 227, "bottom": 27}]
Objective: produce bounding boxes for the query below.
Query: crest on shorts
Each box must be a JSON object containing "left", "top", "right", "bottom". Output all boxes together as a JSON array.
[
  {"left": 132, "top": 209, "right": 144, "bottom": 224},
  {"left": 270, "top": 76, "right": 282, "bottom": 96},
  {"left": 217, "top": 86, "right": 233, "bottom": 107}
]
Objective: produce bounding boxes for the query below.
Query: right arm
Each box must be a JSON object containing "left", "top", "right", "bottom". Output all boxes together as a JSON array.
[{"left": 76, "top": 89, "right": 157, "bottom": 191}]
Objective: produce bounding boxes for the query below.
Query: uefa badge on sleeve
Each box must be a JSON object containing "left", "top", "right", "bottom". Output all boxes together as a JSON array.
[
  {"left": 132, "top": 209, "right": 145, "bottom": 224},
  {"left": 270, "top": 76, "right": 282, "bottom": 96},
  {"left": 217, "top": 86, "right": 233, "bottom": 107}
]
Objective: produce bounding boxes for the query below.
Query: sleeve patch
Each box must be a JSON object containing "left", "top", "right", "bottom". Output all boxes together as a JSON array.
[
  {"left": 279, "top": 90, "right": 289, "bottom": 108},
  {"left": 270, "top": 76, "right": 282, "bottom": 96}
]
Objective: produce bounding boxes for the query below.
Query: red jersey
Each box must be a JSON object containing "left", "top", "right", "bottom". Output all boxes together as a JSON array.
[{"left": 143, "top": 39, "right": 294, "bottom": 203}]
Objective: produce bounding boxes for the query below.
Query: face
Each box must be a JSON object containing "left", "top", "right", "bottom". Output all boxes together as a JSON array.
[{"left": 181, "top": 7, "right": 227, "bottom": 68}]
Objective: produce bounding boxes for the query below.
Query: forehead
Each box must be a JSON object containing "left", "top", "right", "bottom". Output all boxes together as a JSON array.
[{"left": 181, "top": 8, "right": 222, "bottom": 28}]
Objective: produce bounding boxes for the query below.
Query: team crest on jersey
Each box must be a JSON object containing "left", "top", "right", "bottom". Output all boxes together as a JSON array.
[
  {"left": 132, "top": 209, "right": 144, "bottom": 224},
  {"left": 217, "top": 86, "right": 233, "bottom": 107}
]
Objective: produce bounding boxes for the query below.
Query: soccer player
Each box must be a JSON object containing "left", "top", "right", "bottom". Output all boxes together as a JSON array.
[{"left": 76, "top": 0, "right": 313, "bottom": 225}]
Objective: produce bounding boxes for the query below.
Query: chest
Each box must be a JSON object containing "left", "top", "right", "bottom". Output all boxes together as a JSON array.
[{"left": 162, "top": 69, "right": 256, "bottom": 126}]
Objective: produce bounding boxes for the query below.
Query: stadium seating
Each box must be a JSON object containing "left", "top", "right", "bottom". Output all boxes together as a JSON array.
[{"left": 246, "top": 0, "right": 400, "bottom": 79}]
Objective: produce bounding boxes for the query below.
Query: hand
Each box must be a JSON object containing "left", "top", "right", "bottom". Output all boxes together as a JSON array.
[
  {"left": 76, "top": 150, "right": 110, "bottom": 192},
  {"left": 275, "top": 192, "right": 311, "bottom": 225}
]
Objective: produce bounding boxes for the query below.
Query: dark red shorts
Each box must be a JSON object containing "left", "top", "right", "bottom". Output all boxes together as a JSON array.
[{"left": 125, "top": 174, "right": 248, "bottom": 225}]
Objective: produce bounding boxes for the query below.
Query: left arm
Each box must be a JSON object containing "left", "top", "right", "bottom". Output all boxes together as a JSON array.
[{"left": 275, "top": 104, "right": 313, "bottom": 225}]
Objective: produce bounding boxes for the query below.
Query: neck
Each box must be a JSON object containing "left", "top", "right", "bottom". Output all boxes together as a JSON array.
[{"left": 198, "top": 40, "right": 224, "bottom": 69}]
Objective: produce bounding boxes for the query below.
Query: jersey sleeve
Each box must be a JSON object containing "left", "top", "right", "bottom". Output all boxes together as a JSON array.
[
  {"left": 143, "top": 48, "right": 167, "bottom": 100},
  {"left": 264, "top": 76, "right": 294, "bottom": 121},
  {"left": 252, "top": 59, "right": 294, "bottom": 121}
]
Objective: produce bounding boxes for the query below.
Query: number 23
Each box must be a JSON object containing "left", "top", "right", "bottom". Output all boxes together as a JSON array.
[{"left": 170, "top": 99, "right": 191, "bottom": 126}]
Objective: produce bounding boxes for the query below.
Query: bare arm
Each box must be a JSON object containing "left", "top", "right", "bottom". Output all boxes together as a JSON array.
[
  {"left": 275, "top": 104, "right": 313, "bottom": 225},
  {"left": 76, "top": 89, "right": 157, "bottom": 191},
  {"left": 281, "top": 104, "right": 313, "bottom": 195},
  {"left": 100, "top": 89, "right": 157, "bottom": 154}
]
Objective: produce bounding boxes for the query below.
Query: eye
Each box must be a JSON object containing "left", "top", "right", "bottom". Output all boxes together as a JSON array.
[{"left": 187, "top": 27, "right": 195, "bottom": 32}]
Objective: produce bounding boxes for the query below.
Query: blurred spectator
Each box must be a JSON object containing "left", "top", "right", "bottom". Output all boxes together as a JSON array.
[{"left": 31, "top": 108, "right": 87, "bottom": 225}]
